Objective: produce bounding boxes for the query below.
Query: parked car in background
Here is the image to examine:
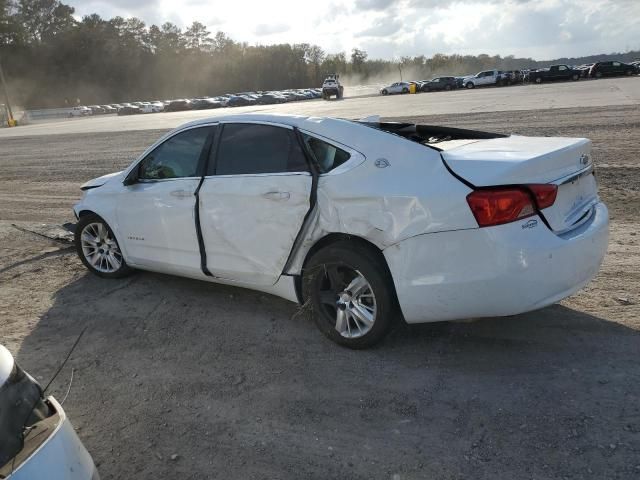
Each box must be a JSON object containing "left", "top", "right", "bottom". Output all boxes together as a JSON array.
[
  {"left": 73, "top": 113, "right": 608, "bottom": 348},
  {"left": 192, "top": 98, "right": 223, "bottom": 110},
  {"left": 117, "top": 105, "right": 141, "bottom": 115},
  {"left": 0, "top": 345, "right": 99, "bottom": 479},
  {"left": 380, "top": 82, "right": 411, "bottom": 95},
  {"left": 69, "top": 106, "right": 91, "bottom": 117},
  {"left": 164, "top": 99, "right": 192, "bottom": 112},
  {"left": 526, "top": 64, "right": 581, "bottom": 84},
  {"left": 88, "top": 105, "right": 105, "bottom": 115},
  {"left": 420, "top": 77, "right": 458, "bottom": 92},
  {"left": 101, "top": 105, "right": 117, "bottom": 114},
  {"left": 463, "top": 70, "right": 503, "bottom": 89},
  {"left": 589, "top": 61, "right": 637, "bottom": 78}
]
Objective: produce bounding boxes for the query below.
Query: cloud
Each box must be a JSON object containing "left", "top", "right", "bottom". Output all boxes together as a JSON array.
[
  {"left": 65, "top": 0, "right": 640, "bottom": 60},
  {"left": 355, "top": 17, "right": 403, "bottom": 37},
  {"left": 253, "top": 23, "right": 291, "bottom": 36},
  {"left": 354, "top": 0, "right": 396, "bottom": 10}
]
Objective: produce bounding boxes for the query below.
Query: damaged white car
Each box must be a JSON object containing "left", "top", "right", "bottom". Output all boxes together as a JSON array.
[
  {"left": 0, "top": 345, "right": 99, "bottom": 479},
  {"left": 73, "top": 114, "right": 609, "bottom": 348}
]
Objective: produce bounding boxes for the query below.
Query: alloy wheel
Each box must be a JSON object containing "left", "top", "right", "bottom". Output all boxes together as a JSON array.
[
  {"left": 317, "top": 265, "right": 377, "bottom": 339},
  {"left": 80, "top": 222, "right": 123, "bottom": 273}
]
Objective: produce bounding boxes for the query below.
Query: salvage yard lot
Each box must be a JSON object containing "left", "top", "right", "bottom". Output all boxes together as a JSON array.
[{"left": 1, "top": 99, "right": 640, "bottom": 477}]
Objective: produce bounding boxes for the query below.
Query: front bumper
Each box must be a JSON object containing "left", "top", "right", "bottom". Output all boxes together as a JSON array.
[
  {"left": 7, "top": 397, "right": 98, "bottom": 480},
  {"left": 384, "top": 202, "right": 609, "bottom": 324}
]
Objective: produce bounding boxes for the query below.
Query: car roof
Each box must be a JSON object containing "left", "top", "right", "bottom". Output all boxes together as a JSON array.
[{"left": 174, "top": 113, "right": 370, "bottom": 149}]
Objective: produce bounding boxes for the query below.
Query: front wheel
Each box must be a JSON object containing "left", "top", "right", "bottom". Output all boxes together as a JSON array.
[
  {"left": 302, "top": 242, "right": 397, "bottom": 349},
  {"left": 535, "top": 77, "right": 542, "bottom": 84},
  {"left": 75, "top": 214, "right": 133, "bottom": 278},
  {"left": 381, "top": 89, "right": 388, "bottom": 95},
  {"left": 465, "top": 82, "right": 474, "bottom": 89},
  {"left": 402, "top": 87, "right": 409, "bottom": 93},
  {"left": 572, "top": 74, "right": 579, "bottom": 81}
]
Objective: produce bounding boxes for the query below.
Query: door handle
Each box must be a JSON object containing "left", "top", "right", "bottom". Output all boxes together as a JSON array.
[
  {"left": 263, "top": 191, "right": 290, "bottom": 201},
  {"left": 170, "top": 189, "right": 193, "bottom": 198}
]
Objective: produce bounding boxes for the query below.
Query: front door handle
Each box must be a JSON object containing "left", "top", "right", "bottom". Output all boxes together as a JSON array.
[
  {"left": 263, "top": 191, "right": 290, "bottom": 201},
  {"left": 170, "top": 189, "right": 193, "bottom": 198}
]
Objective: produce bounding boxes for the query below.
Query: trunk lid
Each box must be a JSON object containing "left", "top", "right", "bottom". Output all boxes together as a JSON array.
[{"left": 441, "top": 135, "right": 598, "bottom": 233}]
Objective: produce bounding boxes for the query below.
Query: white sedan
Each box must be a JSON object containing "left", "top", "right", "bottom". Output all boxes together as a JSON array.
[
  {"left": 380, "top": 82, "right": 411, "bottom": 95},
  {"left": 73, "top": 114, "right": 609, "bottom": 348}
]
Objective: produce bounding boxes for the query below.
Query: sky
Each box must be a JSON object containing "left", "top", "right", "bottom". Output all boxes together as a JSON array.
[{"left": 67, "top": 0, "right": 640, "bottom": 60}]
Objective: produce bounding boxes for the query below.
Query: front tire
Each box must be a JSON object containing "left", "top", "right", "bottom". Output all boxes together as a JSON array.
[
  {"left": 302, "top": 242, "right": 397, "bottom": 349},
  {"left": 381, "top": 89, "right": 388, "bottom": 95},
  {"left": 75, "top": 214, "right": 133, "bottom": 279},
  {"left": 535, "top": 77, "right": 542, "bottom": 84},
  {"left": 402, "top": 87, "right": 409, "bottom": 93},
  {"left": 466, "top": 82, "right": 474, "bottom": 89}
]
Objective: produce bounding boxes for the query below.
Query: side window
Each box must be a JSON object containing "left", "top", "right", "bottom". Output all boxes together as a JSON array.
[
  {"left": 612, "top": 61, "right": 620, "bottom": 67},
  {"left": 301, "top": 133, "right": 351, "bottom": 174},
  {"left": 211, "top": 123, "right": 308, "bottom": 175},
  {"left": 138, "top": 127, "right": 211, "bottom": 180},
  {"left": 558, "top": 65, "right": 567, "bottom": 71}
]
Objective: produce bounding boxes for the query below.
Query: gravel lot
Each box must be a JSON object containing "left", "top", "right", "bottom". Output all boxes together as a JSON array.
[{"left": 1, "top": 105, "right": 639, "bottom": 479}]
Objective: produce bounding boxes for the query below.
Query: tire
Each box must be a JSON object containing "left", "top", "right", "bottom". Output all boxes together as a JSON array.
[
  {"left": 625, "top": 70, "right": 633, "bottom": 76},
  {"left": 571, "top": 74, "right": 579, "bottom": 81},
  {"left": 302, "top": 242, "right": 398, "bottom": 349},
  {"left": 465, "top": 82, "right": 474, "bottom": 89},
  {"left": 595, "top": 71, "right": 602, "bottom": 78},
  {"left": 381, "top": 89, "right": 388, "bottom": 95},
  {"left": 75, "top": 214, "right": 133, "bottom": 279},
  {"left": 535, "top": 77, "right": 542, "bottom": 84},
  {"left": 402, "top": 87, "right": 409, "bottom": 93},
  {"left": 444, "top": 85, "right": 451, "bottom": 91}
]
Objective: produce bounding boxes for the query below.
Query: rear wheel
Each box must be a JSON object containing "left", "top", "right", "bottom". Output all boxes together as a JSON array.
[
  {"left": 402, "top": 87, "right": 409, "bottom": 93},
  {"left": 572, "top": 74, "right": 579, "bottom": 81},
  {"left": 625, "top": 70, "right": 633, "bottom": 76},
  {"left": 75, "top": 214, "right": 133, "bottom": 279},
  {"left": 595, "top": 71, "right": 602, "bottom": 78},
  {"left": 535, "top": 77, "right": 542, "bottom": 84},
  {"left": 444, "top": 84, "right": 451, "bottom": 91},
  {"left": 302, "top": 242, "right": 397, "bottom": 349}
]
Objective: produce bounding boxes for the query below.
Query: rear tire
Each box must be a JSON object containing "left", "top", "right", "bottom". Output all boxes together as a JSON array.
[
  {"left": 572, "top": 74, "right": 579, "bottom": 81},
  {"left": 402, "top": 87, "right": 409, "bottom": 93},
  {"left": 302, "top": 242, "right": 397, "bottom": 349},
  {"left": 595, "top": 71, "right": 602, "bottom": 78},
  {"left": 75, "top": 214, "right": 133, "bottom": 279},
  {"left": 445, "top": 85, "right": 451, "bottom": 91},
  {"left": 535, "top": 77, "right": 542, "bottom": 84}
]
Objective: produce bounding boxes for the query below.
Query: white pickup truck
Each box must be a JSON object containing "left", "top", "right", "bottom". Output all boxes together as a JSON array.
[{"left": 462, "top": 70, "right": 505, "bottom": 89}]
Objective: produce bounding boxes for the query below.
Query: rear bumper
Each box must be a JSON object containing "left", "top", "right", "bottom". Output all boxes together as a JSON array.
[
  {"left": 8, "top": 397, "right": 98, "bottom": 480},
  {"left": 384, "top": 202, "right": 609, "bottom": 323}
]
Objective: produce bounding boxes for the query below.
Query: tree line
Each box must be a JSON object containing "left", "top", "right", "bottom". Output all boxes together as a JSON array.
[{"left": 1, "top": 0, "right": 638, "bottom": 108}]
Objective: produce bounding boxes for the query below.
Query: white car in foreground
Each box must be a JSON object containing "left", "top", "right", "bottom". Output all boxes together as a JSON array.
[
  {"left": 0, "top": 345, "right": 98, "bottom": 479},
  {"left": 73, "top": 114, "right": 609, "bottom": 348}
]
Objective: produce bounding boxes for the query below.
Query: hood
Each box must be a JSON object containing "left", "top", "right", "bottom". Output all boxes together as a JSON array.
[
  {"left": 80, "top": 170, "right": 124, "bottom": 190},
  {"left": 0, "top": 345, "right": 14, "bottom": 388}
]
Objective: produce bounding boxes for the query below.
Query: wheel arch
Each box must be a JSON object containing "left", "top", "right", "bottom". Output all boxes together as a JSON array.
[{"left": 293, "top": 233, "right": 398, "bottom": 306}]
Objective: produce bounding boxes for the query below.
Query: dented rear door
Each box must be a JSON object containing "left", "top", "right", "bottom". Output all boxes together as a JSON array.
[{"left": 198, "top": 122, "right": 312, "bottom": 285}]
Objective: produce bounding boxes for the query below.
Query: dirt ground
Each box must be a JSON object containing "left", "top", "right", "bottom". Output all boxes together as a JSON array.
[{"left": 0, "top": 105, "right": 639, "bottom": 479}]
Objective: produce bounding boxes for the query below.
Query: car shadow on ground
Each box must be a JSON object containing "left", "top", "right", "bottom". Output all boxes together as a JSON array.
[{"left": 15, "top": 271, "right": 640, "bottom": 480}]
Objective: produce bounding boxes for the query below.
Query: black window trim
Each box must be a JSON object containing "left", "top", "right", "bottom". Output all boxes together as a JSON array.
[
  {"left": 125, "top": 124, "right": 218, "bottom": 184},
  {"left": 204, "top": 121, "right": 313, "bottom": 178}
]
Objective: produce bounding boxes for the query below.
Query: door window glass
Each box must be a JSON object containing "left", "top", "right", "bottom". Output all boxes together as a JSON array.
[
  {"left": 139, "top": 127, "right": 210, "bottom": 180},
  {"left": 212, "top": 123, "right": 308, "bottom": 175}
]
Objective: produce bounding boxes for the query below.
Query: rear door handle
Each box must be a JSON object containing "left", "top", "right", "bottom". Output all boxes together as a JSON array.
[
  {"left": 263, "top": 191, "right": 290, "bottom": 201},
  {"left": 170, "top": 189, "right": 193, "bottom": 198}
]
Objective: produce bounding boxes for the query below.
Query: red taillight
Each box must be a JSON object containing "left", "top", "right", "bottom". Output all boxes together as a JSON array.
[
  {"left": 466, "top": 184, "right": 557, "bottom": 228},
  {"left": 467, "top": 189, "right": 535, "bottom": 227},
  {"left": 528, "top": 184, "right": 558, "bottom": 210}
]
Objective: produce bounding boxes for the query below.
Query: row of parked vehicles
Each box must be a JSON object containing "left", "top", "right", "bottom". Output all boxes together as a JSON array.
[
  {"left": 69, "top": 88, "right": 324, "bottom": 117},
  {"left": 379, "top": 59, "right": 640, "bottom": 95}
]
